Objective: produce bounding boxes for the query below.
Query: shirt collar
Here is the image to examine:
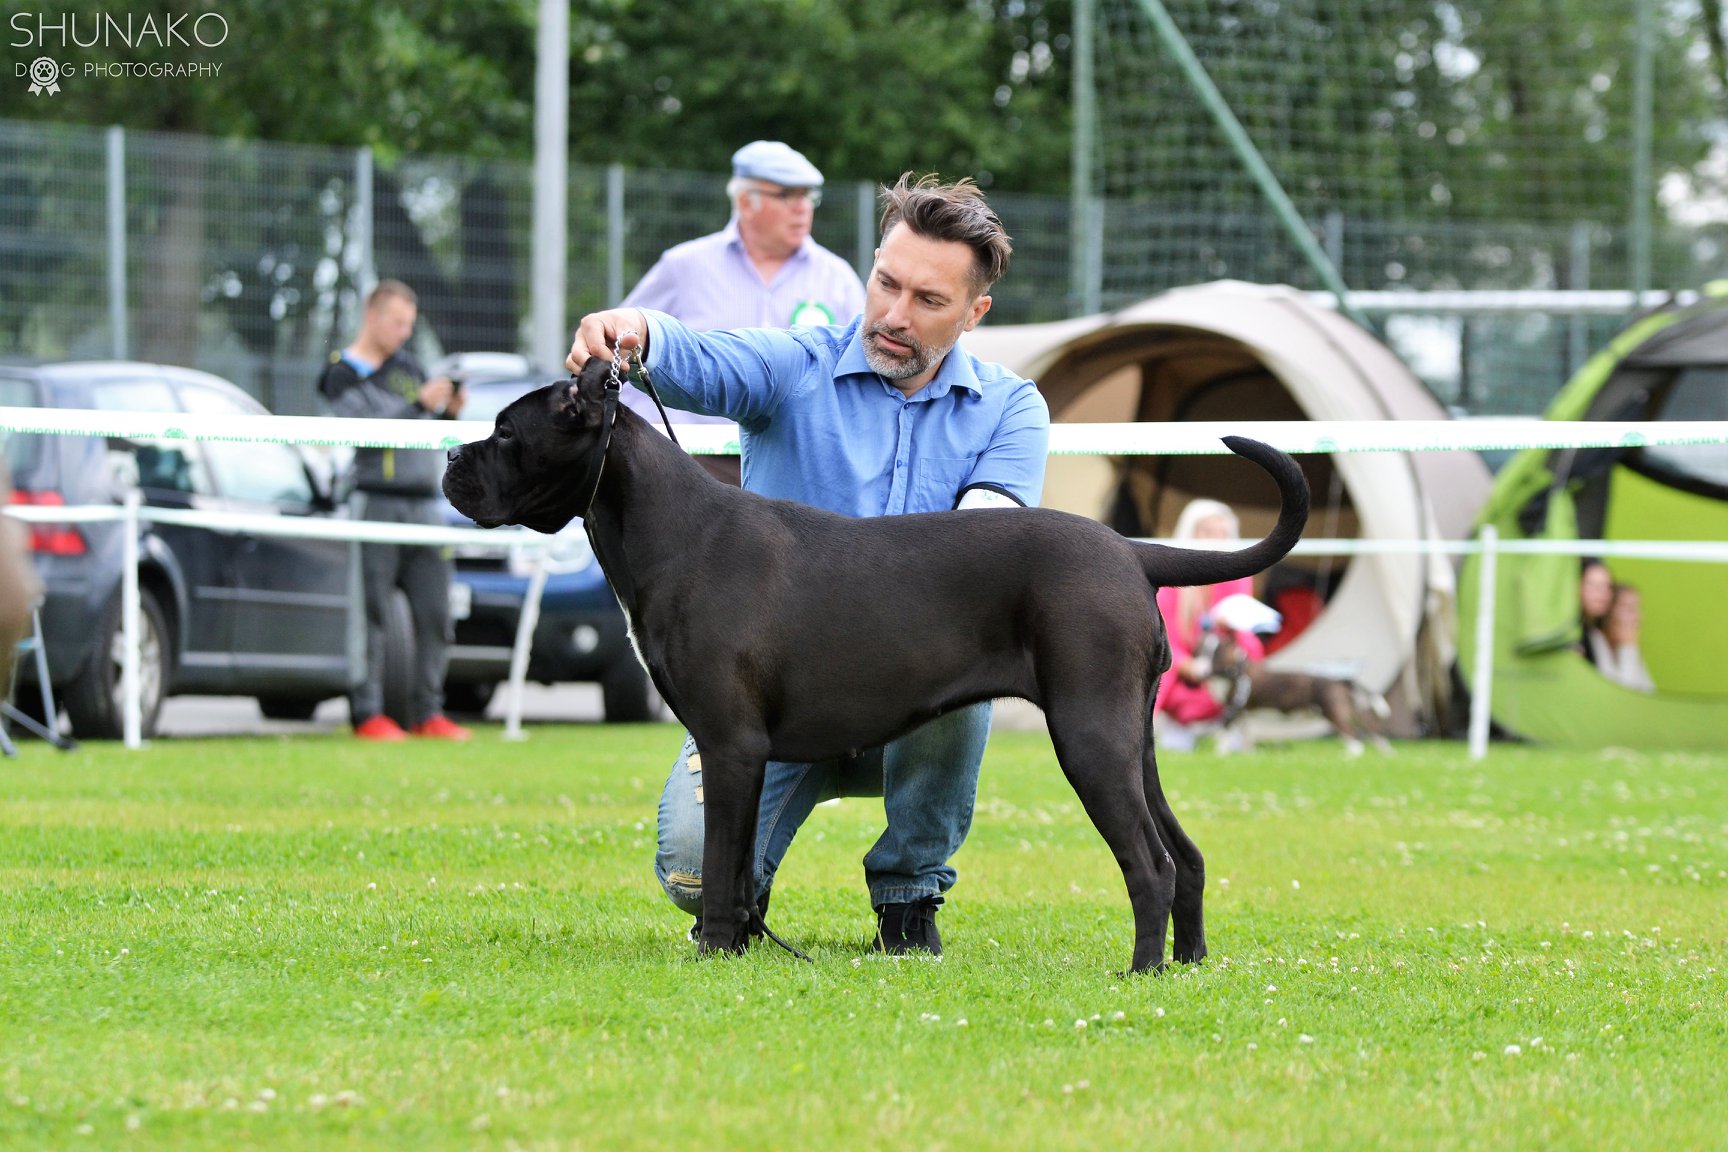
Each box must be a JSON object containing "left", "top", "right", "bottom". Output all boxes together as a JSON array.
[
  {"left": 724, "top": 219, "right": 811, "bottom": 267},
  {"left": 835, "top": 318, "right": 983, "bottom": 399}
]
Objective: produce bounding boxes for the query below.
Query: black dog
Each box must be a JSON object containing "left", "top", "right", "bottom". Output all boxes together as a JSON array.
[{"left": 443, "top": 359, "right": 1309, "bottom": 973}]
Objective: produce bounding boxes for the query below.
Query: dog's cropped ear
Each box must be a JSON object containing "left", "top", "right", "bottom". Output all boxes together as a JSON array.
[
  {"left": 551, "top": 378, "right": 585, "bottom": 428},
  {"left": 559, "top": 357, "right": 620, "bottom": 428}
]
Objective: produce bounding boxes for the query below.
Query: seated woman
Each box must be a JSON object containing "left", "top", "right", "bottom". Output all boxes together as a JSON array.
[
  {"left": 1154, "top": 499, "right": 1266, "bottom": 735},
  {"left": 1577, "top": 558, "right": 1613, "bottom": 666},
  {"left": 1590, "top": 582, "right": 1657, "bottom": 693}
]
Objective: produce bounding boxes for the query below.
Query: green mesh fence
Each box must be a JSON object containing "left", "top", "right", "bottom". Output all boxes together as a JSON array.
[
  {"left": 3, "top": 0, "right": 1725, "bottom": 431},
  {"left": 1084, "top": 0, "right": 1723, "bottom": 411}
]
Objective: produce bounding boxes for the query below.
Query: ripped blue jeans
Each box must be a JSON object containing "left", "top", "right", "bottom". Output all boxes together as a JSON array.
[{"left": 653, "top": 701, "right": 993, "bottom": 914}]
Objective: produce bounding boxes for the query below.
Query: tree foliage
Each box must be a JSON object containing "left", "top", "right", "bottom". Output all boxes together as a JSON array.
[{"left": 1, "top": 0, "right": 1074, "bottom": 189}]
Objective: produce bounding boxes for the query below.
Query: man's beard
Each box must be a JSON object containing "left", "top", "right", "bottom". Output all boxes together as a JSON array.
[{"left": 863, "top": 322, "right": 945, "bottom": 381}]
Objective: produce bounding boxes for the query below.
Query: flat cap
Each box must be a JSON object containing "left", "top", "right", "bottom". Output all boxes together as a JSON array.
[{"left": 731, "top": 140, "right": 824, "bottom": 188}]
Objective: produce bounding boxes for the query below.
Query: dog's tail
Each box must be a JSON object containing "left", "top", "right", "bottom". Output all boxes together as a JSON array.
[{"left": 1133, "top": 437, "right": 1310, "bottom": 588}]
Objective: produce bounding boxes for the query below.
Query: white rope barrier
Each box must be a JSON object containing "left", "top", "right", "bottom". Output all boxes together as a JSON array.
[
  {"left": 7, "top": 406, "right": 1727, "bottom": 752},
  {"left": 1308, "top": 288, "right": 1701, "bottom": 316},
  {"left": 2, "top": 406, "right": 1727, "bottom": 455}
]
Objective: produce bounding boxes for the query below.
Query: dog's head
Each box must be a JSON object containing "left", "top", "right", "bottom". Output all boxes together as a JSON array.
[{"left": 442, "top": 357, "right": 619, "bottom": 534}]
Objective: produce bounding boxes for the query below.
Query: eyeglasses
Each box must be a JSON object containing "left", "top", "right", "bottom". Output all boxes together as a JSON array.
[{"left": 752, "top": 185, "right": 823, "bottom": 208}]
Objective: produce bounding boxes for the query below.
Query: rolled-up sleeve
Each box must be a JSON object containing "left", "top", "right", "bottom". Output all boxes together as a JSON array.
[{"left": 962, "top": 382, "right": 1050, "bottom": 507}]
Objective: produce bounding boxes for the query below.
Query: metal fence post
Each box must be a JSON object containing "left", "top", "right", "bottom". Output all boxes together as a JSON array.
[
  {"left": 1568, "top": 221, "right": 1591, "bottom": 378},
  {"left": 353, "top": 146, "right": 375, "bottom": 299},
  {"left": 1467, "top": 525, "right": 1498, "bottom": 762},
  {"left": 607, "top": 163, "right": 626, "bottom": 305},
  {"left": 105, "top": 125, "right": 128, "bottom": 359},
  {"left": 1071, "top": 0, "right": 1097, "bottom": 314},
  {"left": 1629, "top": 0, "right": 1653, "bottom": 296},
  {"left": 531, "top": 0, "right": 570, "bottom": 376},
  {"left": 856, "top": 180, "right": 875, "bottom": 281}
]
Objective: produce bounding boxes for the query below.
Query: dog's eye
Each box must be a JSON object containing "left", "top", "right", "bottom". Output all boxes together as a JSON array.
[{"left": 497, "top": 426, "right": 514, "bottom": 441}]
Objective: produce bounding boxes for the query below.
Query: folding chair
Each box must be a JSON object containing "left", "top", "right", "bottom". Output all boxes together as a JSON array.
[{"left": 1, "top": 605, "right": 76, "bottom": 754}]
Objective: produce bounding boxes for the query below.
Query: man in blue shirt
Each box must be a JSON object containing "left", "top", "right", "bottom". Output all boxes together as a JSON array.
[{"left": 567, "top": 174, "right": 1049, "bottom": 956}]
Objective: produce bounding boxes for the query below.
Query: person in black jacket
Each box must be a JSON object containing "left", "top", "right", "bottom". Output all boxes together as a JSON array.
[{"left": 318, "top": 279, "right": 471, "bottom": 741}]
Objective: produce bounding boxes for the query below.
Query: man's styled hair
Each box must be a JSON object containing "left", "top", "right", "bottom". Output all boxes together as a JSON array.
[
  {"left": 877, "top": 173, "right": 1012, "bottom": 294},
  {"left": 366, "top": 279, "right": 418, "bottom": 310}
]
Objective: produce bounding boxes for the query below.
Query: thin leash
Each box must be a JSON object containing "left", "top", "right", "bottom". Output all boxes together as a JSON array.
[
  {"left": 757, "top": 919, "right": 814, "bottom": 963},
  {"left": 617, "top": 329, "right": 680, "bottom": 447}
]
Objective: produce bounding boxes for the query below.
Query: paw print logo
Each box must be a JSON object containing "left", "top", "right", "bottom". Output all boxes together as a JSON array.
[{"left": 28, "top": 58, "right": 65, "bottom": 96}]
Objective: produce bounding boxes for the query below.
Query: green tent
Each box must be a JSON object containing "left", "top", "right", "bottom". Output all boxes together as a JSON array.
[{"left": 1458, "top": 288, "right": 1728, "bottom": 749}]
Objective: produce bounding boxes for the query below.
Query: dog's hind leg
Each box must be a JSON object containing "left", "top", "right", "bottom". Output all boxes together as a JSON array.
[
  {"left": 1142, "top": 706, "right": 1207, "bottom": 964},
  {"left": 693, "top": 739, "right": 770, "bottom": 957},
  {"left": 1045, "top": 707, "right": 1174, "bottom": 975}
]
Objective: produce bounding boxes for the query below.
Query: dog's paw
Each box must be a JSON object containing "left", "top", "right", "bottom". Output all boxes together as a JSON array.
[{"left": 696, "top": 928, "right": 751, "bottom": 958}]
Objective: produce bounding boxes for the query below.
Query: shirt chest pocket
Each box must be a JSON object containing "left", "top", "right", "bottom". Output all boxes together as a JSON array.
[{"left": 913, "top": 454, "right": 980, "bottom": 510}]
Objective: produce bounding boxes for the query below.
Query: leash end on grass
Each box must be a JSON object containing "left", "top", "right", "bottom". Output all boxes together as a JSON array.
[{"left": 758, "top": 919, "right": 814, "bottom": 963}]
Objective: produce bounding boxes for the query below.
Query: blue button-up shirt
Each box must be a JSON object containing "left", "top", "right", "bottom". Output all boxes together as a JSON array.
[{"left": 641, "top": 312, "right": 1049, "bottom": 517}]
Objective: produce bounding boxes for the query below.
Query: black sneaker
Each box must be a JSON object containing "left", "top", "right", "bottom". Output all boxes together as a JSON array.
[
  {"left": 689, "top": 888, "right": 772, "bottom": 942},
  {"left": 873, "top": 895, "right": 943, "bottom": 958}
]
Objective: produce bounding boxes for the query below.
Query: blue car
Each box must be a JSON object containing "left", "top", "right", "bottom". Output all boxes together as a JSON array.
[{"left": 432, "top": 356, "right": 656, "bottom": 722}]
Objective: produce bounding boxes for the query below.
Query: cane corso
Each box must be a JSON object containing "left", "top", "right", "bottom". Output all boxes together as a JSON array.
[{"left": 443, "top": 358, "right": 1310, "bottom": 973}]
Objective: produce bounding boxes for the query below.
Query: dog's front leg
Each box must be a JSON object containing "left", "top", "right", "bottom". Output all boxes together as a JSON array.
[{"left": 695, "top": 748, "right": 768, "bottom": 957}]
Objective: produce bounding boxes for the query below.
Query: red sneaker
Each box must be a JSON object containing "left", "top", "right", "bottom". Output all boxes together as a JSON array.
[
  {"left": 411, "top": 714, "right": 473, "bottom": 741},
  {"left": 354, "top": 715, "right": 408, "bottom": 742}
]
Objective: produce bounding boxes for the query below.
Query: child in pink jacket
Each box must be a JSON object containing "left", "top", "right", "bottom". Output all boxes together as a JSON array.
[{"left": 1155, "top": 500, "right": 1266, "bottom": 725}]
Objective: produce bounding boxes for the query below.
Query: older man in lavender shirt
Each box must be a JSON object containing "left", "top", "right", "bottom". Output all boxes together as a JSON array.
[{"left": 620, "top": 141, "right": 866, "bottom": 447}]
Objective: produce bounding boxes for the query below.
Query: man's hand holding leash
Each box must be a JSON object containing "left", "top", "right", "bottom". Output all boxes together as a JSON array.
[{"left": 567, "top": 308, "right": 649, "bottom": 373}]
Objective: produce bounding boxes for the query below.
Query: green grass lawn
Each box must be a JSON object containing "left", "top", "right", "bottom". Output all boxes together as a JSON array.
[{"left": 2, "top": 725, "right": 1724, "bottom": 1150}]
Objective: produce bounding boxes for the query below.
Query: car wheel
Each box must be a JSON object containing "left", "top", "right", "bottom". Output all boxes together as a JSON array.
[
  {"left": 63, "top": 586, "right": 170, "bottom": 741},
  {"left": 379, "top": 588, "right": 416, "bottom": 728},
  {"left": 443, "top": 680, "right": 495, "bottom": 718},
  {"left": 601, "top": 657, "right": 658, "bottom": 723},
  {"left": 257, "top": 696, "right": 322, "bottom": 722}
]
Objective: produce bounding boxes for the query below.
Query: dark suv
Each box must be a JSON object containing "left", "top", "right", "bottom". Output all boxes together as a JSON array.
[
  {"left": 1, "top": 362, "right": 360, "bottom": 739},
  {"left": 431, "top": 354, "right": 655, "bottom": 722}
]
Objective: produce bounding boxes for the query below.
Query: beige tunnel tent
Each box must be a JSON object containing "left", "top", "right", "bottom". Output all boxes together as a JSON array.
[{"left": 961, "top": 282, "right": 1493, "bottom": 733}]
